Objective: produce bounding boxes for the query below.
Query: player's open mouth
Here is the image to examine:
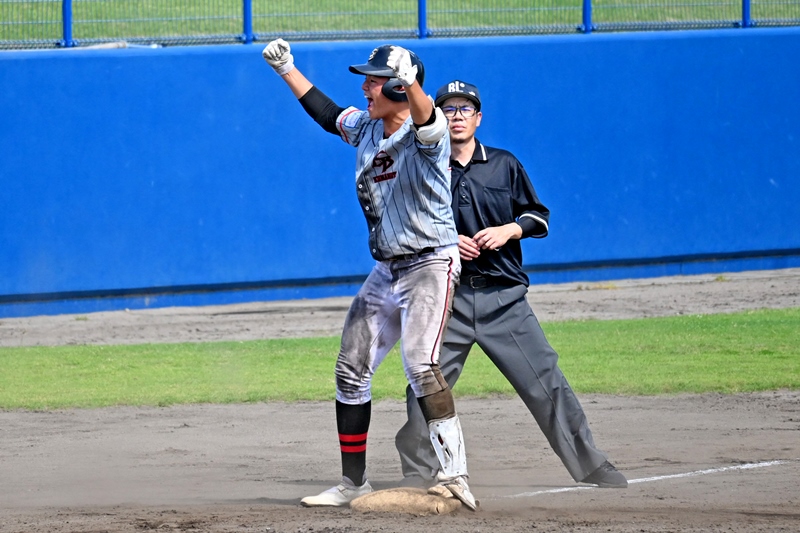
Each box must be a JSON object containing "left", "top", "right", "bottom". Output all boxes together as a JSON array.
[{"left": 365, "top": 97, "right": 374, "bottom": 110}]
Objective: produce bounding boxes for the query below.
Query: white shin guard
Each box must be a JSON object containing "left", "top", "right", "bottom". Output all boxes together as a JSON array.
[{"left": 428, "top": 415, "right": 468, "bottom": 480}]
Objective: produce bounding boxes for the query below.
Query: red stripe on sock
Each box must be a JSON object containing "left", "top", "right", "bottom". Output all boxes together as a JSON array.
[
  {"left": 340, "top": 443, "right": 367, "bottom": 453},
  {"left": 339, "top": 432, "right": 368, "bottom": 443}
]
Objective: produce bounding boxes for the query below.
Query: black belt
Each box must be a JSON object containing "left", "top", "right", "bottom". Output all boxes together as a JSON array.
[
  {"left": 388, "top": 247, "right": 436, "bottom": 261},
  {"left": 464, "top": 275, "right": 507, "bottom": 289}
]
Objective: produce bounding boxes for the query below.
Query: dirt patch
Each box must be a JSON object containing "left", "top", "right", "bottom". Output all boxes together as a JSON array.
[
  {"left": 2, "top": 268, "right": 799, "bottom": 347},
  {"left": 1, "top": 268, "right": 799, "bottom": 532}
]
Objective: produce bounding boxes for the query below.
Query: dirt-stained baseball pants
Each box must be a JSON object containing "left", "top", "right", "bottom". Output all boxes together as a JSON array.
[
  {"left": 335, "top": 245, "right": 461, "bottom": 404},
  {"left": 395, "top": 282, "right": 609, "bottom": 482}
]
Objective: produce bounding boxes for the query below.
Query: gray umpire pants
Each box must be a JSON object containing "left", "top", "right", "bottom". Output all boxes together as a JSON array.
[{"left": 395, "top": 282, "right": 608, "bottom": 482}]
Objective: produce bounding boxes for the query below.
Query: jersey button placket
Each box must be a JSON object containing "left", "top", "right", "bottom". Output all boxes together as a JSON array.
[{"left": 459, "top": 180, "right": 470, "bottom": 204}]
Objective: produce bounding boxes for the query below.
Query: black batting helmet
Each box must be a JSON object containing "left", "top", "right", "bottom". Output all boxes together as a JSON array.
[{"left": 349, "top": 44, "right": 425, "bottom": 102}]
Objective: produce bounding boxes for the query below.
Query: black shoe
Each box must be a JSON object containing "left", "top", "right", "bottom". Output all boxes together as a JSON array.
[{"left": 581, "top": 461, "right": 628, "bottom": 488}]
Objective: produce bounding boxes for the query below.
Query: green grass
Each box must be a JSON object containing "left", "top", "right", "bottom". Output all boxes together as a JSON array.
[
  {"left": 1, "top": 307, "right": 798, "bottom": 410},
  {"left": 2, "top": 0, "right": 798, "bottom": 44}
]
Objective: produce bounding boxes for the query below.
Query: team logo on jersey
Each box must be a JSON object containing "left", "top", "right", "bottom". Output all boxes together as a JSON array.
[
  {"left": 372, "top": 151, "right": 394, "bottom": 173},
  {"left": 371, "top": 151, "right": 396, "bottom": 183},
  {"left": 374, "top": 171, "right": 396, "bottom": 183}
]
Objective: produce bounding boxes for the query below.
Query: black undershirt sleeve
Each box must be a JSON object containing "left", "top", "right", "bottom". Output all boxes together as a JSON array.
[
  {"left": 299, "top": 86, "right": 346, "bottom": 135},
  {"left": 516, "top": 217, "right": 541, "bottom": 238},
  {"left": 413, "top": 108, "right": 437, "bottom": 129}
]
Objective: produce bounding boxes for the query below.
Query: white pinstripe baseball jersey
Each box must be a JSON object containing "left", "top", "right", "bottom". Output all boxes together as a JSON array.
[{"left": 335, "top": 107, "right": 458, "bottom": 261}]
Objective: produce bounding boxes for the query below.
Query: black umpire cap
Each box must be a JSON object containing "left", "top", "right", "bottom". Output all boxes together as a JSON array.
[{"left": 434, "top": 80, "right": 482, "bottom": 111}]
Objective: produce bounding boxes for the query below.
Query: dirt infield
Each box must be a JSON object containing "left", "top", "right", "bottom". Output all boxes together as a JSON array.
[{"left": 1, "top": 268, "right": 799, "bottom": 532}]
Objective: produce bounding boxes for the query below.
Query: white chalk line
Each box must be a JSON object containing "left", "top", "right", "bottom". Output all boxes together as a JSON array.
[{"left": 498, "top": 459, "right": 794, "bottom": 500}]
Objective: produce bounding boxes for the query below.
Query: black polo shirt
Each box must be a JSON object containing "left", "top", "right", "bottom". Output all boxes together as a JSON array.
[{"left": 451, "top": 139, "right": 550, "bottom": 287}]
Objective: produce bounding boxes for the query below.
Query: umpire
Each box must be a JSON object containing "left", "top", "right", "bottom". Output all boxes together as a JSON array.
[{"left": 394, "top": 80, "right": 628, "bottom": 489}]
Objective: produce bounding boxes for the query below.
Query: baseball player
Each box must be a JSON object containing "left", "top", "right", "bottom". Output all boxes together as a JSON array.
[
  {"left": 394, "top": 80, "right": 628, "bottom": 489},
  {"left": 261, "top": 41, "right": 478, "bottom": 510}
]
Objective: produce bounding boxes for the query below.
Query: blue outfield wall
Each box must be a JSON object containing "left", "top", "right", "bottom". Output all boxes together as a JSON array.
[{"left": 1, "top": 28, "right": 799, "bottom": 318}]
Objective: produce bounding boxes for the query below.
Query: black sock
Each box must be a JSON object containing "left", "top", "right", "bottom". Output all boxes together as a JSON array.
[{"left": 335, "top": 400, "right": 371, "bottom": 485}]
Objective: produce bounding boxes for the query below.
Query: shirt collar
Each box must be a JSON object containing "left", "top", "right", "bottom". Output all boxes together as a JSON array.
[
  {"left": 471, "top": 138, "right": 488, "bottom": 163},
  {"left": 452, "top": 138, "right": 488, "bottom": 168}
]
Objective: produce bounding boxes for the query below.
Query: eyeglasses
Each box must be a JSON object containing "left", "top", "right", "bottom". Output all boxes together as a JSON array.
[{"left": 441, "top": 105, "right": 477, "bottom": 118}]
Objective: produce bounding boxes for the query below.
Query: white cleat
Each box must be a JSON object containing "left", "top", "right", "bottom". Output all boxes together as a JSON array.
[
  {"left": 437, "top": 476, "right": 479, "bottom": 511},
  {"left": 300, "top": 479, "right": 373, "bottom": 507}
]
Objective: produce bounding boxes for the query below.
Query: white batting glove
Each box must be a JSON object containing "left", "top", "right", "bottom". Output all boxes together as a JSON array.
[
  {"left": 387, "top": 46, "right": 418, "bottom": 88},
  {"left": 262, "top": 38, "right": 294, "bottom": 76}
]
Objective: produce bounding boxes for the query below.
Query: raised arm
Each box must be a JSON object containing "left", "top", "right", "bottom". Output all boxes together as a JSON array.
[
  {"left": 386, "top": 46, "right": 446, "bottom": 145},
  {"left": 262, "top": 38, "right": 312, "bottom": 99},
  {"left": 263, "top": 39, "right": 347, "bottom": 136},
  {"left": 386, "top": 46, "right": 433, "bottom": 125}
]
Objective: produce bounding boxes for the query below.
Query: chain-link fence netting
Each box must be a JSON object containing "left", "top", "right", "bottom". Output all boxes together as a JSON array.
[
  {"left": 2, "top": 0, "right": 62, "bottom": 49},
  {"left": 1, "top": 0, "right": 799, "bottom": 50}
]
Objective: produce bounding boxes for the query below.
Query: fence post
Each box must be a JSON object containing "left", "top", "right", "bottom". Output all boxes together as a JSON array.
[
  {"left": 418, "top": 0, "right": 428, "bottom": 39},
  {"left": 580, "top": 0, "right": 594, "bottom": 33},
  {"left": 60, "top": 0, "right": 75, "bottom": 47},
  {"left": 242, "top": 0, "right": 254, "bottom": 43},
  {"left": 742, "top": 0, "right": 752, "bottom": 27}
]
